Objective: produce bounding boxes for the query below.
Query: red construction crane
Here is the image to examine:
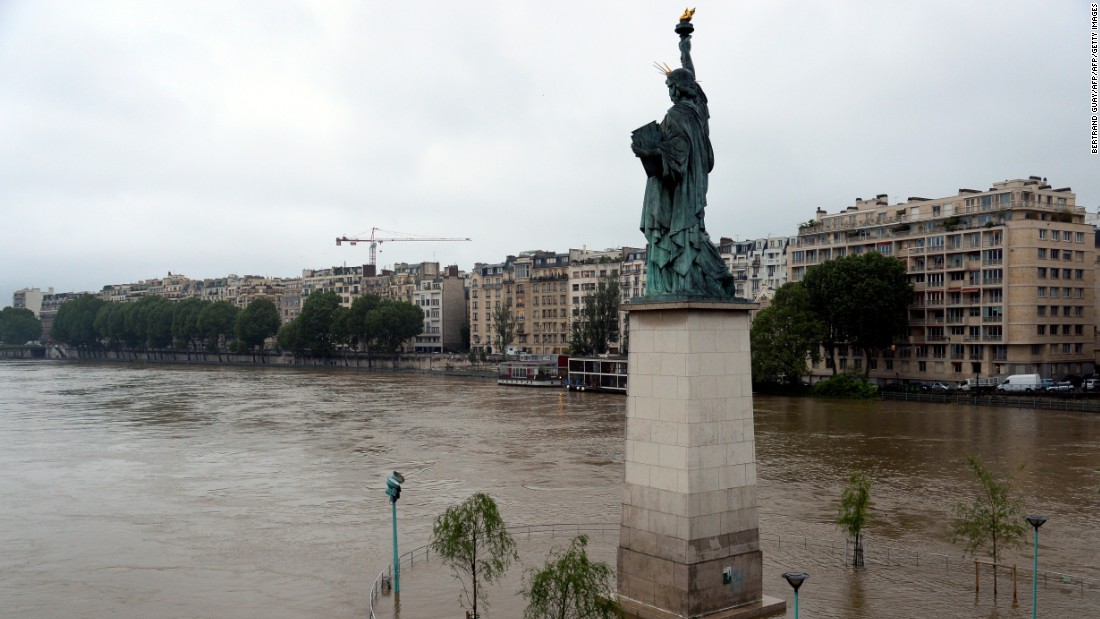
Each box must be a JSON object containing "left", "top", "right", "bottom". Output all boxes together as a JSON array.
[{"left": 336, "top": 227, "right": 471, "bottom": 266}]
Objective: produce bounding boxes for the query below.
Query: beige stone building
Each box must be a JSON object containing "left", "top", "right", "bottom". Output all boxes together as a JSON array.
[
  {"left": 469, "top": 250, "right": 589, "bottom": 356},
  {"left": 792, "top": 177, "right": 1095, "bottom": 384}
]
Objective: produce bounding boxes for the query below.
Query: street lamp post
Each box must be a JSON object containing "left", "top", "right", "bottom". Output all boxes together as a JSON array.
[
  {"left": 385, "top": 471, "right": 406, "bottom": 592},
  {"left": 782, "top": 572, "right": 809, "bottom": 619},
  {"left": 1026, "top": 515, "right": 1048, "bottom": 619}
]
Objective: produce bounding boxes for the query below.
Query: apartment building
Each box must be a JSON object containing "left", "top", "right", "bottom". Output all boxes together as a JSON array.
[
  {"left": 411, "top": 264, "right": 466, "bottom": 353},
  {"left": 568, "top": 247, "right": 625, "bottom": 354},
  {"left": 12, "top": 288, "right": 52, "bottom": 318},
  {"left": 792, "top": 177, "right": 1095, "bottom": 383},
  {"left": 468, "top": 259, "right": 512, "bottom": 354},
  {"left": 719, "top": 236, "right": 795, "bottom": 303}
]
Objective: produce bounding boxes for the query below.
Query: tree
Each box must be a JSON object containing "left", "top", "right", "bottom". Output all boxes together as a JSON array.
[
  {"left": 51, "top": 294, "right": 106, "bottom": 349},
  {"left": 951, "top": 455, "right": 1026, "bottom": 596},
  {"left": 346, "top": 294, "right": 383, "bottom": 350},
  {"left": 0, "top": 307, "right": 43, "bottom": 344},
  {"left": 801, "top": 252, "right": 912, "bottom": 377},
  {"left": 276, "top": 319, "right": 304, "bottom": 353},
  {"left": 569, "top": 278, "right": 621, "bottom": 356},
  {"left": 492, "top": 301, "right": 517, "bottom": 359},
  {"left": 235, "top": 298, "right": 281, "bottom": 352},
  {"left": 136, "top": 296, "right": 174, "bottom": 349},
  {"left": 296, "top": 291, "right": 341, "bottom": 355},
  {"left": 430, "top": 492, "right": 518, "bottom": 618},
  {"left": 837, "top": 472, "right": 872, "bottom": 568},
  {"left": 197, "top": 301, "right": 239, "bottom": 352},
  {"left": 172, "top": 297, "right": 209, "bottom": 350},
  {"left": 366, "top": 301, "right": 424, "bottom": 353},
  {"left": 750, "top": 282, "right": 823, "bottom": 384},
  {"left": 521, "top": 534, "right": 621, "bottom": 619}
]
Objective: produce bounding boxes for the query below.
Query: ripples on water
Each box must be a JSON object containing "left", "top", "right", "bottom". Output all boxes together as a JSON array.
[{"left": 1, "top": 361, "right": 1098, "bottom": 618}]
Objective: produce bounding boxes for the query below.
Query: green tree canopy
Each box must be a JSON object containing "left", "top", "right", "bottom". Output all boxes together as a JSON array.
[
  {"left": 346, "top": 294, "right": 383, "bottom": 350},
  {"left": 51, "top": 294, "right": 106, "bottom": 348},
  {"left": 276, "top": 319, "right": 304, "bottom": 353},
  {"left": 0, "top": 307, "right": 43, "bottom": 344},
  {"left": 837, "top": 472, "right": 872, "bottom": 567},
  {"left": 196, "top": 301, "right": 239, "bottom": 352},
  {"left": 750, "top": 282, "right": 823, "bottom": 384},
  {"left": 951, "top": 455, "right": 1026, "bottom": 596},
  {"left": 172, "top": 297, "right": 209, "bottom": 350},
  {"left": 569, "top": 277, "right": 621, "bottom": 356},
  {"left": 366, "top": 301, "right": 424, "bottom": 353},
  {"left": 521, "top": 534, "right": 621, "bottom": 619},
  {"left": 138, "top": 296, "right": 174, "bottom": 349},
  {"left": 430, "top": 492, "right": 518, "bottom": 618},
  {"left": 296, "top": 291, "right": 341, "bottom": 355},
  {"left": 801, "top": 252, "right": 912, "bottom": 376},
  {"left": 235, "top": 297, "right": 281, "bottom": 352}
]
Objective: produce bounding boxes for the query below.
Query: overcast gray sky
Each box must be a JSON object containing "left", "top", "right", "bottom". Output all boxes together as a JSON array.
[{"left": 2, "top": 0, "right": 1096, "bottom": 306}]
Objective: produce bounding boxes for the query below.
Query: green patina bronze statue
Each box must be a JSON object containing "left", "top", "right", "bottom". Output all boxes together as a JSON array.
[{"left": 632, "top": 10, "right": 734, "bottom": 299}]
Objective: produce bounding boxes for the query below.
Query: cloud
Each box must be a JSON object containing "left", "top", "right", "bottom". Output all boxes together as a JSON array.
[{"left": 1, "top": 0, "right": 1095, "bottom": 305}]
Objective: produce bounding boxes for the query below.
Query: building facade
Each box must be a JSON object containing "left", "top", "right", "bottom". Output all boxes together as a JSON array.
[{"left": 792, "top": 177, "right": 1095, "bottom": 384}]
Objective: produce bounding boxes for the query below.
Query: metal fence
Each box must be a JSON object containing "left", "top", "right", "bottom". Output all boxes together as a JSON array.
[
  {"left": 368, "top": 526, "right": 1098, "bottom": 618},
  {"left": 881, "top": 390, "right": 1100, "bottom": 412},
  {"left": 762, "top": 532, "right": 1099, "bottom": 602}
]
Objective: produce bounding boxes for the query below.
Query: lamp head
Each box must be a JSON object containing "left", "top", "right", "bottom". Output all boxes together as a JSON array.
[
  {"left": 782, "top": 571, "right": 809, "bottom": 592},
  {"left": 1026, "top": 514, "right": 1048, "bottom": 530}
]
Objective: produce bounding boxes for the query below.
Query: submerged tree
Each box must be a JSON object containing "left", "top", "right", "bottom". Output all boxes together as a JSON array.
[
  {"left": 430, "top": 492, "right": 517, "bottom": 618},
  {"left": 837, "top": 472, "right": 872, "bottom": 567},
  {"left": 951, "top": 455, "right": 1026, "bottom": 596},
  {"left": 522, "top": 534, "right": 621, "bottom": 619}
]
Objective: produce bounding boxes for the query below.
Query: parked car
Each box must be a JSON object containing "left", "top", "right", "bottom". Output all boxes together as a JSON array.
[
  {"left": 929, "top": 382, "right": 952, "bottom": 392},
  {"left": 1084, "top": 378, "right": 1100, "bottom": 391},
  {"left": 1046, "top": 381, "right": 1074, "bottom": 393}
]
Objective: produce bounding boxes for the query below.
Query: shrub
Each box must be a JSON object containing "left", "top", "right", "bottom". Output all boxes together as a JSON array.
[{"left": 811, "top": 372, "right": 878, "bottom": 398}]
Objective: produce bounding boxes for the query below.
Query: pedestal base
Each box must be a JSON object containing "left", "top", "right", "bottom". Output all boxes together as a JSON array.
[{"left": 618, "top": 302, "right": 780, "bottom": 619}]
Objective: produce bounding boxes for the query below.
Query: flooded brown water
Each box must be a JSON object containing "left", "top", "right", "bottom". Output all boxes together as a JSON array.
[{"left": 1, "top": 361, "right": 1097, "bottom": 618}]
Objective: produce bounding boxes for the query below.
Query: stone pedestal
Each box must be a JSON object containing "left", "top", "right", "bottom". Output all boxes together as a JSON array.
[{"left": 617, "top": 300, "right": 784, "bottom": 619}]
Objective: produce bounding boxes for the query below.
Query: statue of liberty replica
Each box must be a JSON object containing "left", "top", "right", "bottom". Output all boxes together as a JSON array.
[
  {"left": 618, "top": 10, "right": 784, "bottom": 619},
  {"left": 632, "top": 8, "right": 735, "bottom": 299}
]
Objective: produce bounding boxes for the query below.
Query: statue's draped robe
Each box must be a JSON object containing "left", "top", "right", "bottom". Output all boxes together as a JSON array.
[{"left": 639, "top": 100, "right": 734, "bottom": 297}]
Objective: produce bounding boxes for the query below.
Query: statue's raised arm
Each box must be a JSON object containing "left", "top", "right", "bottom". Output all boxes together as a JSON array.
[
  {"left": 676, "top": 8, "right": 696, "bottom": 75},
  {"left": 679, "top": 35, "right": 694, "bottom": 75}
]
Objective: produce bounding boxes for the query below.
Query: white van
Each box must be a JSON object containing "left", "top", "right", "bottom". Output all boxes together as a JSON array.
[{"left": 996, "top": 374, "right": 1042, "bottom": 393}]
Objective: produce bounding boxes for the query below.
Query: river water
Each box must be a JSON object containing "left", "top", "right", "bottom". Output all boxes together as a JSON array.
[{"left": 1, "top": 361, "right": 1097, "bottom": 618}]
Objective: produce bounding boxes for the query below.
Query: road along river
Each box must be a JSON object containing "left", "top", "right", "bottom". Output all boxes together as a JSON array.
[{"left": 1, "top": 361, "right": 1097, "bottom": 618}]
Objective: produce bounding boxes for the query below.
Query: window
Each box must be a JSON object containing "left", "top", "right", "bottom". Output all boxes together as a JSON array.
[
  {"left": 1039, "top": 229, "right": 1048, "bottom": 240},
  {"left": 1037, "top": 306, "right": 1046, "bottom": 316},
  {"left": 1038, "top": 248, "right": 1047, "bottom": 259},
  {"left": 1037, "top": 268, "right": 1047, "bottom": 278},
  {"left": 1037, "top": 325, "right": 1046, "bottom": 335},
  {"left": 1076, "top": 232, "right": 1085, "bottom": 243},
  {"left": 1037, "top": 287, "right": 1046, "bottom": 297},
  {"left": 918, "top": 361, "right": 927, "bottom": 372}
]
